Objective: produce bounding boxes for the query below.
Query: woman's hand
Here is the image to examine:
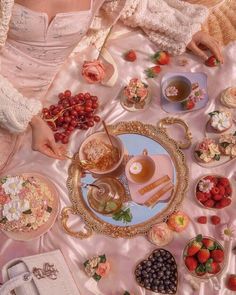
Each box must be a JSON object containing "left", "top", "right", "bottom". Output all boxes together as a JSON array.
[
  {"left": 30, "top": 116, "right": 66, "bottom": 160},
  {"left": 187, "top": 31, "right": 223, "bottom": 63}
]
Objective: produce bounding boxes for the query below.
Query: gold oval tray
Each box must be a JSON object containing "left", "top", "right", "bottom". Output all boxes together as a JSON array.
[{"left": 61, "top": 121, "right": 189, "bottom": 238}]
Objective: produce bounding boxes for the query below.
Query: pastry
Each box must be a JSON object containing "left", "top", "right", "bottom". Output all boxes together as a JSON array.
[
  {"left": 148, "top": 222, "right": 174, "bottom": 246},
  {"left": 195, "top": 138, "right": 221, "bottom": 163},
  {"left": 220, "top": 87, "right": 236, "bottom": 108},
  {"left": 0, "top": 175, "right": 54, "bottom": 232},
  {"left": 123, "top": 78, "right": 149, "bottom": 108},
  {"left": 218, "top": 133, "right": 236, "bottom": 157},
  {"left": 208, "top": 110, "right": 232, "bottom": 133}
]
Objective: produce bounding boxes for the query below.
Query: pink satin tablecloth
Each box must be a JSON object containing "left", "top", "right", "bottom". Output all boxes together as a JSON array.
[{"left": 1, "top": 23, "right": 236, "bottom": 295}]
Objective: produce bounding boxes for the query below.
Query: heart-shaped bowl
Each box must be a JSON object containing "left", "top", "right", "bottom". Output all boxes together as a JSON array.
[
  {"left": 135, "top": 248, "right": 178, "bottom": 294},
  {"left": 183, "top": 235, "right": 225, "bottom": 280}
]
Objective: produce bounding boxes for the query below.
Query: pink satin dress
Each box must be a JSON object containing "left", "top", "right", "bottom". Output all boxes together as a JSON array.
[{"left": 0, "top": 3, "right": 93, "bottom": 174}]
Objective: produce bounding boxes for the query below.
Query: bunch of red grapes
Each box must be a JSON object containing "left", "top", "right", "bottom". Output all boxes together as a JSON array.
[{"left": 42, "top": 90, "right": 101, "bottom": 144}]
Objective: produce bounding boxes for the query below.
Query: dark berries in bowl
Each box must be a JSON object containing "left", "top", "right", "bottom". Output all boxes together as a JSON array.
[{"left": 135, "top": 249, "right": 178, "bottom": 294}]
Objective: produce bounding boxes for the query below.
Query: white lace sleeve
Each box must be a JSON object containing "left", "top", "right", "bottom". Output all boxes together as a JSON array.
[
  {"left": 119, "top": 0, "right": 209, "bottom": 55},
  {"left": 0, "top": 74, "right": 42, "bottom": 133}
]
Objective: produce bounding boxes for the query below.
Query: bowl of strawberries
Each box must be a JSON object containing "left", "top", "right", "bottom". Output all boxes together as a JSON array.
[
  {"left": 183, "top": 235, "right": 225, "bottom": 279},
  {"left": 195, "top": 175, "right": 232, "bottom": 210}
]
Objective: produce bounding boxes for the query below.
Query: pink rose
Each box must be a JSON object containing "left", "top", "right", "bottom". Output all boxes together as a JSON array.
[
  {"left": 96, "top": 261, "right": 110, "bottom": 277},
  {"left": 0, "top": 195, "right": 10, "bottom": 205},
  {"left": 82, "top": 60, "right": 105, "bottom": 84}
]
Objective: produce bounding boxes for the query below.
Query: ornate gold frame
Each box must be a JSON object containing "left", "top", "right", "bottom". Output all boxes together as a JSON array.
[{"left": 61, "top": 121, "right": 189, "bottom": 238}]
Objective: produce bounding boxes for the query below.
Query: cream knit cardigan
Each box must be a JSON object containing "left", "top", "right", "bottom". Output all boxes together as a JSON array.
[{"left": 0, "top": 0, "right": 208, "bottom": 133}]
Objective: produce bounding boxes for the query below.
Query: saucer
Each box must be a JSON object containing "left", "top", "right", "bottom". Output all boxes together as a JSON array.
[{"left": 161, "top": 72, "right": 209, "bottom": 113}]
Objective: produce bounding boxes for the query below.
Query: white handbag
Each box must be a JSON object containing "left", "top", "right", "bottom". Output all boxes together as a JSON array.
[{"left": 0, "top": 250, "right": 80, "bottom": 295}]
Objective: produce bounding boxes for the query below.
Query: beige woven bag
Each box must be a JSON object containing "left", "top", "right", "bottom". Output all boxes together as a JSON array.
[{"left": 0, "top": 250, "right": 80, "bottom": 295}]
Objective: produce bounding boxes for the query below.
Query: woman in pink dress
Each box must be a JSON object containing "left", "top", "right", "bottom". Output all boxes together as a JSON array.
[{"left": 0, "top": 0, "right": 223, "bottom": 173}]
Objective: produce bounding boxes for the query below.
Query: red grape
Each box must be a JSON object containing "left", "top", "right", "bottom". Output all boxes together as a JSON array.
[
  {"left": 62, "top": 136, "right": 69, "bottom": 144},
  {"left": 92, "top": 102, "right": 99, "bottom": 109},
  {"left": 91, "top": 96, "right": 98, "bottom": 102},
  {"left": 77, "top": 93, "right": 84, "bottom": 99},
  {"left": 64, "top": 117, "right": 71, "bottom": 123},
  {"left": 93, "top": 115, "right": 101, "bottom": 122},
  {"left": 85, "top": 107, "right": 93, "bottom": 113},
  {"left": 70, "top": 110, "right": 77, "bottom": 116},
  {"left": 64, "top": 90, "right": 71, "bottom": 98},
  {"left": 87, "top": 120, "right": 94, "bottom": 127},
  {"left": 43, "top": 90, "right": 100, "bottom": 144},
  {"left": 58, "top": 93, "right": 64, "bottom": 100},
  {"left": 84, "top": 93, "right": 91, "bottom": 100}
]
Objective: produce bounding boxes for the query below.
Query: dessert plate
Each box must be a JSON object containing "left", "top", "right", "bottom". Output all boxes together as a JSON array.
[
  {"left": 2, "top": 173, "right": 60, "bottom": 241},
  {"left": 161, "top": 72, "right": 208, "bottom": 114}
]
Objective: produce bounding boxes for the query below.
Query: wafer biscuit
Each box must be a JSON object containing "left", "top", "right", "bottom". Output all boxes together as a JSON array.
[
  {"left": 138, "top": 175, "right": 170, "bottom": 195},
  {"left": 145, "top": 182, "right": 174, "bottom": 207}
]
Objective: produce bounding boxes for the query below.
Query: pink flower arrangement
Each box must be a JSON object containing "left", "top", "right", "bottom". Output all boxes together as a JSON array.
[
  {"left": 198, "top": 138, "right": 214, "bottom": 151},
  {"left": 84, "top": 254, "right": 110, "bottom": 281},
  {"left": 82, "top": 60, "right": 106, "bottom": 84}
]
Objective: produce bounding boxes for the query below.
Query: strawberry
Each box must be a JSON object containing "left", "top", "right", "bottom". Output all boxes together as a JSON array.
[
  {"left": 185, "top": 256, "right": 198, "bottom": 271},
  {"left": 203, "top": 199, "right": 215, "bottom": 208},
  {"left": 206, "top": 259, "right": 221, "bottom": 274},
  {"left": 145, "top": 65, "right": 161, "bottom": 78},
  {"left": 152, "top": 51, "right": 170, "bottom": 65},
  {"left": 219, "top": 197, "right": 231, "bottom": 208},
  {"left": 211, "top": 249, "right": 224, "bottom": 263},
  {"left": 211, "top": 215, "right": 221, "bottom": 225},
  {"left": 182, "top": 99, "right": 195, "bottom": 110},
  {"left": 195, "top": 264, "right": 206, "bottom": 276},
  {"left": 187, "top": 239, "right": 202, "bottom": 256},
  {"left": 211, "top": 187, "right": 220, "bottom": 195},
  {"left": 202, "top": 238, "right": 215, "bottom": 250},
  {"left": 205, "top": 56, "right": 220, "bottom": 67},
  {"left": 124, "top": 50, "right": 137, "bottom": 62},
  {"left": 197, "top": 216, "right": 207, "bottom": 224},
  {"left": 218, "top": 177, "right": 229, "bottom": 187},
  {"left": 197, "top": 249, "right": 210, "bottom": 263},
  {"left": 225, "top": 186, "right": 232, "bottom": 196},
  {"left": 227, "top": 275, "right": 236, "bottom": 291},
  {"left": 213, "top": 194, "right": 223, "bottom": 201}
]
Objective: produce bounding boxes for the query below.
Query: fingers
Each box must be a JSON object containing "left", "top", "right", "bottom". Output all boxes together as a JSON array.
[
  {"left": 201, "top": 38, "right": 223, "bottom": 63},
  {"left": 35, "top": 145, "right": 63, "bottom": 159},
  {"left": 48, "top": 140, "right": 67, "bottom": 160},
  {"left": 188, "top": 42, "right": 209, "bottom": 61}
]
